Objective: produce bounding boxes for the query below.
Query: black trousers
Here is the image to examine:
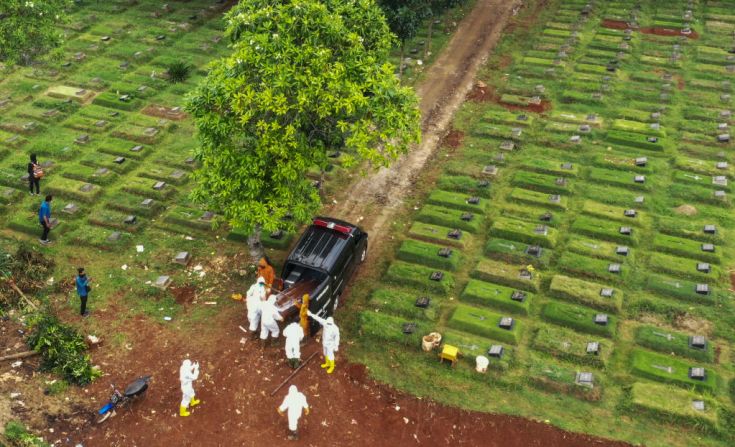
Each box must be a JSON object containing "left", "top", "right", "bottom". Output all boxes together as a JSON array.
[
  {"left": 41, "top": 221, "right": 50, "bottom": 241},
  {"left": 80, "top": 295, "right": 88, "bottom": 315},
  {"left": 29, "top": 177, "right": 39, "bottom": 194}
]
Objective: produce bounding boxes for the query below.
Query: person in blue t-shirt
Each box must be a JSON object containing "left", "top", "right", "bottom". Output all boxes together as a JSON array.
[
  {"left": 38, "top": 195, "right": 53, "bottom": 245},
  {"left": 76, "top": 267, "right": 91, "bottom": 317}
]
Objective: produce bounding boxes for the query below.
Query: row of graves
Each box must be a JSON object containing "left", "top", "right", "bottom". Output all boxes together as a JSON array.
[{"left": 360, "top": 0, "right": 734, "bottom": 440}]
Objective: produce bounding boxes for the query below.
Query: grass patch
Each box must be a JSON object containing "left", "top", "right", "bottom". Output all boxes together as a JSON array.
[
  {"left": 548, "top": 275, "right": 623, "bottom": 313},
  {"left": 448, "top": 303, "right": 523, "bottom": 345},
  {"left": 531, "top": 324, "right": 613, "bottom": 368},
  {"left": 629, "top": 348, "right": 720, "bottom": 393},
  {"left": 634, "top": 325, "right": 715, "bottom": 363},
  {"left": 541, "top": 301, "right": 617, "bottom": 338},
  {"left": 384, "top": 261, "right": 455, "bottom": 296},
  {"left": 460, "top": 279, "right": 532, "bottom": 315}
]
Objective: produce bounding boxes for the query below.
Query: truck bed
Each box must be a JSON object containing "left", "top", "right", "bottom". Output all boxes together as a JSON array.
[{"left": 275, "top": 279, "right": 320, "bottom": 319}]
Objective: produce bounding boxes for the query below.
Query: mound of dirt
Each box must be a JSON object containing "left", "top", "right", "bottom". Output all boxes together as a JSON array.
[
  {"left": 466, "top": 80, "right": 494, "bottom": 102},
  {"left": 674, "top": 204, "right": 698, "bottom": 216},
  {"left": 442, "top": 129, "right": 465, "bottom": 149}
]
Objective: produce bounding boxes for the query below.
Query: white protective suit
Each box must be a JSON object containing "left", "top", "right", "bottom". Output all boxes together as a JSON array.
[
  {"left": 179, "top": 359, "right": 199, "bottom": 408},
  {"left": 259, "top": 296, "right": 283, "bottom": 340},
  {"left": 246, "top": 277, "right": 267, "bottom": 332},
  {"left": 309, "top": 313, "right": 340, "bottom": 361},
  {"left": 279, "top": 385, "right": 309, "bottom": 432},
  {"left": 283, "top": 322, "right": 305, "bottom": 361}
]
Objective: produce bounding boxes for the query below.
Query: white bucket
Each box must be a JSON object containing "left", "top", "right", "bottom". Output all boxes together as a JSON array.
[
  {"left": 475, "top": 355, "right": 489, "bottom": 373},
  {"left": 421, "top": 332, "right": 442, "bottom": 351}
]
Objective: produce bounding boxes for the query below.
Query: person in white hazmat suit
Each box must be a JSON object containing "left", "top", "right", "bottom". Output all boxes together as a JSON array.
[
  {"left": 277, "top": 385, "right": 309, "bottom": 440},
  {"left": 307, "top": 311, "right": 340, "bottom": 374},
  {"left": 246, "top": 276, "right": 267, "bottom": 334},
  {"left": 283, "top": 322, "right": 304, "bottom": 369},
  {"left": 259, "top": 295, "right": 283, "bottom": 342},
  {"left": 179, "top": 359, "right": 200, "bottom": 417}
]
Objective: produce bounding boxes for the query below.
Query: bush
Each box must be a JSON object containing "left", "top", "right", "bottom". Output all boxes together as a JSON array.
[
  {"left": 448, "top": 304, "right": 523, "bottom": 345},
  {"left": 541, "top": 301, "right": 617, "bottom": 337},
  {"left": 548, "top": 275, "right": 623, "bottom": 313},
  {"left": 629, "top": 348, "right": 720, "bottom": 392},
  {"left": 26, "top": 313, "right": 101, "bottom": 385},
  {"left": 4, "top": 420, "right": 49, "bottom": 447},
  {"left": 635, "top": 325, "right": 715, "bottom": 363},
  {"left": 460, "top": 279, "right": 532, "bottom": 315},
  {"left": 0, "top": 243, "right": 55, "bottom": 302},
  {"left": 531, "top": 324, "right": 613, "bottom": 368},
  {"left": 396, "top": 239, "right": 462, "bottom": 271},
  {"left": 166, "top": 61, "right": 193, "bottom": 83}
]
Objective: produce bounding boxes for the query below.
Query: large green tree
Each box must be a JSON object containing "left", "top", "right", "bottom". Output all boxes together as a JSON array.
[
  {"left": 0, "top": 0, "right": 72, "bottom": 66},
  {"left": 187, "top": 0, "right": 421, "bottom": 258}
]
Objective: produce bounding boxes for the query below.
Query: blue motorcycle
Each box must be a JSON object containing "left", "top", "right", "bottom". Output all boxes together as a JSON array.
[{"left": 96, "top": 376, "right": 151, "bottom": 423}]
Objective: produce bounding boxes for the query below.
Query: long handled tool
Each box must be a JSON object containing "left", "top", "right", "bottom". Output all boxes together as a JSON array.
[{"left": 270, "top": 351, "right": 319, "bottom": 396}]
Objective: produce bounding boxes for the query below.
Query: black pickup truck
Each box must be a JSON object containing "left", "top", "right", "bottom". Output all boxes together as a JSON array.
[{"left": 274, "top": 217, "right": 368, "bottom": 332}]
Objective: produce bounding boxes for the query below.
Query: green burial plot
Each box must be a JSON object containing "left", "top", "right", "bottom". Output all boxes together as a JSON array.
[
  {"left": 227, "top": 227, "right": 296, "bottom": 250},
  {"left": 472, "top": 122, "right": 523, "bottom": 140},
  {"left": 426, "top": 190, "right": 488, "bottom": 213},
  {"left": 471, "top": 258, "right": 540, "bottom": 292},
  {"left": 448, "top": 304, "right": 523, "bottom": 345},
  {"left": 368, "top": 287, "right": 441, "bottom": 321},
  {"left": 92, "top": 92, "right": 144, "bottom": 111},
  {"left": 396, "top": 239, "right": 462, "bottom": 271},
  {"left": 500, "top": 204, "right": 563, "bottom": 227},
  {"left": 545, "top": 121, "right": 582, "bottom": 133},
  {"left": 484, "top": 237, "right": 553, "bottom": 268},
  {"left": 46, "top": 85, "right": 97, "bottom": 103},
  {"left": 566, "top": 236, "right": 633, "bottom": 262},
  {"left": 436, "top": 175, "right": 492, "bottom": 198},
  {"left": 482, "top": 109, "right": 535, "bottom": 127},
  {"left": 137, "top": 166, "right": 189, "bottom": 186},
  {"left": 548, "top": 275, "right": 623, "bottom": 313},
  {"left": 509, "top": 188, "right": 568, "bottom": 210},
  {"left": 121, "top": 177, "right": 176, "bottom": 200},
  {"left": 44, "top": 177, "right": 103, "bottom": 204},
  {"left": 531, "top": 324, "right": 613, "bottom": 368},
  {"left": 407, "top": 222, "right": 470, "bottom": 249},
  {"left": 673, "top": 170, "right": 731, "bottom": 192},
  {"left": 656, "top": 217, "right": 725, "bottom": 244},
  {"left": 107, "top": 194, "right": 164, "bottom": 218},
  {"left": 0, "top": 168, "right": 24, "bottom": 190},
  {"left": 652, "top": 234, "right": 721, "bottom": 264},
  {"left": 442, "top": 329, "right": 513, "bottom": 370},
  {"left": 648, "top": 252, "right": 722, "bottom": 282},
  {"left": 581, "top": 201, "right": 648, "bottom": 226},
  {"left": 358, "top": 311, "right": 428, "bottom": 346},
  {"left": 541, "top": 301, "right": 617, "bottom": 338},
  {"left": 111, "top": 124, "right": 165, "bottom": 145},
  {"left": 645, "top": 274, "right": 718, "bottom": 305},
  {"left": 59, "top": 164, "right": 119, "bottom": 186},
  {"left": 557, "top": 252, "right": 628, "bottom": 284},
  {"left": 62, "top": 115, "right": 115, "bottom": 134},
  {"left": 79, "top": 153, "right": 138, "bottom": 175},
  {"left": 489, "top": 216, "right": 559, "bottom": 248},
  {"left": 88, "top": 209, "right": 143, "bottom": 233},
  {"left": 97, "top": 140, "right": 152, "bottom": 161},
  {"left": 669, "top": 183, "right": 732, "bottom": 207},
  {"left": 629, "top": 349, "right": 720, "bottom": 393},
  {"left": 384, "top": 261, "right": 454, "bottom": 296},
  {"left": 519, "top": 157, "right": 580, "bottom": 177},
  {"left": 675, "top": 156, "right": 733, "bottom": 177},
  {"left": 416, "top": 205, "right": 482, "bottom": 233},
  {"left": 635, "top": 325, "right": 715, "bottom": 363},
  {"left": 571, "top": 215, "right": 640, "bottom": 246},
  {"left": 605, "top": 129, "right": 664, "bottom": 151},
  {"left": 511, "top": 170, "right": 572, "bottom": 195},
  {"left": 460, "top": 279, "right": 532, "bottom": 316},
  {"left": 588, "top": 167, "right": 650, "bottom": 191},
  {"left": 582, "top": 184, "right": 646, "bottom": 210},
  {"left": 527, "top": 355, "right": 602, "bottom": 402},
  {"left": 630, "top": 382, "right": 719, "bottom": 431},
  {"left": 163, "top": 206, "right": 214, "bottom": 231}
]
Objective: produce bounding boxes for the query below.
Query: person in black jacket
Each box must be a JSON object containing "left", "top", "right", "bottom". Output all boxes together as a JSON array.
[{"left": 27, "top": 154, "right": 40, "bottom": 195}]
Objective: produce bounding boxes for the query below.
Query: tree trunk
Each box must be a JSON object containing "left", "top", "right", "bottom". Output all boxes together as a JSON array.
[
  {"left": 424, "top": 19, "right": 433, "bottom": 59},
  {"left": 247, "top": 225, "right": 264, "bottom": 262},
  {"left": 319, "top": 169, "right": 326, "bottom": 199},
  {"left": 3, "top": 279, "right": 38, "bottom": 310},
  {"left": 398, "top": 43, "right": 406, "bottom": 78},
  {"left": 0, "top": 351, "right": 38, "bottom": 362}
]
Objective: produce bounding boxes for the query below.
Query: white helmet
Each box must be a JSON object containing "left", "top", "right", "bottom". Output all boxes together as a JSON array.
[
  {"left": 326, "top": 317, "right": 334, "bottom": 325},
  {"left": 257, "top": 276, "right": 266, "bottom": 284},
  {"left": 182, "top": 359, "right": 192, "bottom": 368}
]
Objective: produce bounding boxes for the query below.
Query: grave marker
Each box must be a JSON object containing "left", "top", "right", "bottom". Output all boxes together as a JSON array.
[
  {"left": 153, "top": 181, "right": 166, "bottom": 190},
  {"left": 608, "top": 263, "right": 621, "bottom": 274},
  {"left": 619, "top": 226, "right": 632, "bottom": 235},
  {"left": 695, "top": 284, "right": 709, "bottom": 295},
  {"left": 575, "top": 372, "right": 594, "bottom": 387},
  {"left": 430, "top": 271, "right": 443, "bottom": 281},
  {"left": 124, "top": 215, "right": 137, "bottom": 225},
  {"left": 634, "top": 175, "right": 646, "bottom": 183},
  {"left": 488, "top": 345, "right": 504, "bottom": 358},
  {"left": 415, "top": 297, "right": 430, "bottom": 308},
  {"left": 62, "top": 203, "right": 79, "bottom": 214},
  {"left": 107, "top": 231, "right": 121, "bottom": 242},
  {"left": 511, "top": 291, "right": 526, "bottom": 303},
  {"left": 689, "top": 335, "right": 706, "bottom": 349},
  {"left": 131, "top": 145, "right": 143, "bottom": 152},
  {"left": 600, "top": 288, "right": 614, "bottom": 298},
  {"left": 114, "top": 157, "right": 126, "bottom": 164},
  {"left": 688, "top": 367, "right": 706, "bottom": 381},
  {"left": 692, "top": 400, "right": 705, "bottom": 411},
  {"left": 498, "top": 317, "right": 514, "bottom": 330},
  {"left": 141, "top": 198, "right": 154, "bottom": 208},
  {"left": 624, "top": 209, "right": 637, "bottom": 218},
  {"left": 447, "top": 229, "right": 462, "bottom": 240},
  {"left": 594, "top": 314, "right": 608, "bottom": 325},
  {"left": 174, "top": 251, "right": 191, "bottom": 265},
  {"left": 696, "top": 263, "right": 711, "bottom": 273},
  {"left": 616, "top": 246, "right": 629, "bottom": 256},
  {"left": 500, "top": 140, "right": 515, "bottom": 151},
  {"left": 482, "top": 165, "right": 498, "bottom": 176},
  {"left": 586, "top": 342, "right": 599, "bottom": 355},
  {"left": 460, "top": 213, "right": 474, "bottom": 222},
  {"left": 79, "top": 183, "right": 94, "bottom": 193},
  {"left": 154, "top": 275, "right": 172, "bottom": 289},
  {"left": 437, "top": 248, "right": 452, "bottom": 258},
  {"left": 701, "top": 243, "right": 715, "bottom": 252}
]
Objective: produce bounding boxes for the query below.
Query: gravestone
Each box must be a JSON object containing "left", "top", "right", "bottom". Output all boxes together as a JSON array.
[
  {"left": 600, "top": 288, "right": 614, "bottom": 298},
  {"left": 119, "top": 62, "right": 130, "bottom": 70},
  {"left": 174, "top": 251, "right": 191, "bottom": 266},
  {"left": 634, "top": 175, "right": 645, "bottom": 183},
  {"left": 270, "top": 230, "right": 284, "bottom": 240},
  {"left": 689, "top": 335, "right": 706, "bottom": 349},
  {"left": 594, "top": 314, "right": 608, "bottom": 325},
  {"left": 200, "top": 211, "right": 215, "bottom": 222},
  {"left": 153, "top": 181, "right": 166, "bottom": 190},
  {"left": 141, "top": 198, "right": 154, "bottom": 208},
  {"left": 695, "top": 284, "right": 709, "bottom": 295},
  {"left": 619, "top": 226, "right": 631, "bottom": 235},
  {"left": 534, "top": 225, "right": 548, "bottom": 235},
  {"left": 500, "top": 140, "right": 515, "bottom": 151},
  {"left": 650, "top": 123, "right": 660, "bottom": 131},
  {"left": 519, "top": 269, "right": 532, "bottom": 280},
  {"left": 526, "top": 245, "right": 542, "bottom": 257},
  {"left": 511, "top": 291, "right": 526, "bottom": 302},
  {"left": 75, "top": 134, "right": 90, "bottom": 144},
  {"left": 124, "top": 215, "right": 137, "bottom": 225},
  {"left": 549, "top": 194, "right": 561, "bottom": 204},
  {"left": 498, "top": 317, "right": 514, "bottom": 330},
  {"left": 143, "top": 127, "right": 159, "bottom": 137},
  {"left": 119, "top": 94, "right": 131, "bottom": 102},
  {"left": 131, "top": 145, "right": 143, "bottom": 152},
  {"left": 101, "top": 36, "right": 111, "bottom": 42},
  {"left": 154, "top": 275, "right": 172, "bottom": 289},
  {"left": 461, "top": 213, "right": 474, "bottom": 222},
  {"left": 488, "top": 345, "right": 504, "bottom": 358},
  {"left": 482, "top": 165, "right": 498, "bottom": 176},
  {"left": 692, "top": 400, "right": 705, "bottom": 412},
  {"left": 688, "top": 367, "right": 706, "bottom": 380},
  {"left": 561, "top": 162, "right": 573, "bottom": 170},
  {"left": 718, "top": 123, "right": 728, "bottom": 130},
  {"left": 616, "top": 246, "right": 629, "bottom": 256},
  {"left": 494, "top": 153, "right": 505, "bottom": 163},
  {"left": 447, "top": 229, "right": 462, "bottom": 240},
  {"left": 79, "top": 183, "right": 94, "bottom": 193},
  {"left": 114, "top": 157, "right": 126, "bottom": 164},
  {"left": 586, "top": 342, "right": 599, "bottom": 355},
  {"left": 107, "top": 231, "right": 121, "bottom": 242},
  {"left": 477, "top": 180, "right": 490, "bottom": 188},
  {"left": 437, "top": 248, "right": 452, "bottom": 258},
  {"left": 95, "top": 168, "right": 109, "bottom": 176},
  {"left": 703, "top": 224, "right": 716, "bottom": 234},
  {"left": 555, "top": 177, "right": 567, "bottom": 186},
  {"left": 109, "top": 111, "right": 119, "bottom": 117},
  {"left": 575, "top": 372, "right": 594, "bottom": 387},
  {"left": 717, "top": 134, "right": 730, "bottom": 143},
  {"left": 415, "top": 297, "right": 430, "bottom": 308},
  {"left": 170, "top": 170, "right": 186, "bottom": 181},
  {"left": 634, "top": 196, "right": 645, "bottom": 204},
  {"left": 701, "top": 243, "right": 715, "bottom": 252},
  {"left": 511, "top": 128, "right": 522, "bottom": 138},
  {"left": 62, "top": 203, "right": 79, "bottom": 214},
  {"left": 714, "top": 190, "right": 726, "bottom": 199},
  {"left": 697, "top": 263, "right": 711, "bottom": 273},
  {"left": 430, "top": 271, "right": 443, "bottom": 281},
  {"left": 95, "top": 120, "right": 107, "bottom": 128},
  {"left": 624, "top": 209, "right": 637, "bottom": 217},
  {"left": 651, "top": 112, "right": 661, "bottom": 120},
  {"left": 647, "top": 136, "right": 658, "bottom": 143},
  {"left": 467, "top": 197, "right": 480, "bottom": 205},
  {"left": 156, "top": 35, "right": 166, "bottom": 41},
  {"left": 570, "top": 135, "right": 581, "bottom": 144},
  {"left": 579, "top": 124, "right": 591, "bottom": 133},
  {"left": 713, "top": 176, "right": 728, "bottom": 186},
  {"left": 716, "top": 162, "right": 728, "bottom": 170},
  {"left": 540, "top": 212, "right": 553, "bottom": 222},
  {"left": 608, "top": 263, "right": 621, "bottom": 274}
]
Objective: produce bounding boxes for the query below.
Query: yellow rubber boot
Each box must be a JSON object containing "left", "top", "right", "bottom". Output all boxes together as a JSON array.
[
  {"left": 179, "top": 405, "right": 190, "bottom": 417},
  {"left": 320, "top": 358, "right": 329, "bottom": 369},
  {"left": 190, "top": 397, "right": 201, "bottom": 407},
  {"left": 326, "top": 358, "right": 335, "bottom": 374}
]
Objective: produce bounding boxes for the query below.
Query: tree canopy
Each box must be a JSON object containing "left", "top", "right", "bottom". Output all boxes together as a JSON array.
[
  {"left": 186, "top": 0, "right": 421, "bottom": 248},
  {"left": 0, "top": 0, "right": 71, "bottom": 66}
]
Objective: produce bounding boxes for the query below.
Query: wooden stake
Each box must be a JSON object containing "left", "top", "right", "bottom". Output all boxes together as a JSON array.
[
  {"left": 270, "top": 351, "right": 319, "bottom": 396},
  {"left": 0, "top": 351, "right": 38, "bottom": 362}
]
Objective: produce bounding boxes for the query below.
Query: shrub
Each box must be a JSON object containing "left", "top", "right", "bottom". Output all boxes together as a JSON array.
[
  {"left": 448, "top": 304, "right": 523, "bottom": 345},
  {"left": 635, "top": 325, "right": 715, "bottom": 363},
  {"left": 541, "top": 301, "right": 617, "bottom": 338},
  {"left": 629, "top": 348, "right": 720, "bottom": 393},
  {"left": 396, "top": 239, "right": 462, "bottom": 271},
  {"left": 4, "top": 420, "right": 49, "bottom": 447},
  {"left": 166, "top": 61, "right": 192, "bottom": 83},
  {"left": 460, "top": 279, "right": 532, "bottom": 315},
  {"left": 26, "top": 313, "right": 101, "bottom": 385}
]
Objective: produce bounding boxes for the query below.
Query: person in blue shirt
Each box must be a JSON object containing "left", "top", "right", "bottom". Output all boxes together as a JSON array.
[
  {"left": 76, "top": 267, "right": 91, "bottom": 317},
  {"left": 38, "top": 195, "right": 52, "bottom": 245}
]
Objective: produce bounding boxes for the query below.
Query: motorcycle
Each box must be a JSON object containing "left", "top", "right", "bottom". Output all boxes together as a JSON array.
[{"left": 96, "top": 375, "right": 151, "bottom": 423}]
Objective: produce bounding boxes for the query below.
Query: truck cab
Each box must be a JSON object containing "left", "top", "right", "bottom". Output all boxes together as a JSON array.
[{"left": 274, "top": 217, "right": 368, "bottom": 333}]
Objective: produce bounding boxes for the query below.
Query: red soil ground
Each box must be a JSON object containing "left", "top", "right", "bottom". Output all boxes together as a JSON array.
[{"left": 442, "top": 129, "right": 465, "bottom": 149}]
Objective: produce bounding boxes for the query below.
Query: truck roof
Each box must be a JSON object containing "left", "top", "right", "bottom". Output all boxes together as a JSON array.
[{"left": 286, "top": 217, "right": 363, "bottom": 273}]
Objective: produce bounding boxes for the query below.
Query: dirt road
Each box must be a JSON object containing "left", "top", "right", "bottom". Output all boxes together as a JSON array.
[{"left": 330, "top": 0, "right": 522, "bottom": 249}]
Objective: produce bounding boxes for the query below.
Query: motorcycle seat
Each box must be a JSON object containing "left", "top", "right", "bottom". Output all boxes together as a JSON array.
[{"left": 124, "top": 378, "right": 149, "bottom": 397}]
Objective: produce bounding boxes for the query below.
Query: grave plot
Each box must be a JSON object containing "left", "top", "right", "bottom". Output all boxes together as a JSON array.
[
  {"left": 629, "top": 348, "right": 721, "bottom": 393},
  {"left": 651, "top": 233, "right": 721, "bottom": 264},
  {"left": 436, "top": 175, "right": 492, "bottom": 198},
  {"left": 647, "top": 252, "right": 722, "bottom": 282},
  {"left": 396, "top": 239, "right": 463, "bottom": 271},
  {"left": 570, "top": 215, "right": 641, "bottom": 246},
  {"left": 630, "top": 382, "right": 720, "bottom": 431},
  {"left": 358, "top": 311, "right": 428, "bottom": 346},
  {"left": 509, "top": 188, "right": 569, "bottom": 210},
  {"left": 384, "top": 261, "right": 455, "bottom": 296},
  {"left": 447, "top": 304, "right": 524, "bottom": 345},
  {"left": 557, "top": 252, "right": 629, "bottom": 284},
  {"left": 471, "top": 258, "right": 541, "bottom": 292},
  {"left": 415, "top": 204, "right": 482, "bottom": 233},
  {"left": 634, "top": 325, "right": 715, "bottom": 363},
  {"left": 548, "top": 275, "right": 623, "bottom": 313},
  {"left": 489, "top": 216, "right": 559, "bottom": 248},
  {"left": 531, "top": 324, "right": 614, "bottom": 368},
  {"left": 566, "top": 236, "right": 635, "bottom": 262},
  {"left": 644, "top": 274, "right": 718, "bottom": 304},
  {"left": 425, "top": 189, "right": 488, "bottom": 213},
  {"left": 408, "top": 221, "right": 471, "bottom": 249},
  {"left": 587, "top": 167, "right": 652, "bottom": 191},
  {"left": 541, "top": 301, "right": 617, "bottom": 338},
  {"left": 460, "top": 279, "right": 532, "bottom": 316},
  {"left": 442, "top": 329, "right": 514, "bottom": 371},
  {"left": 511, "top": 170, "right": 573, "bottom": 195},
  {"left": 484, "top": 237, "right": 554, "bottom": 268},
  {"left": 580, "top": 200, "right": 649, "bottom": 226},
  {"left": 368, "top": 287, "right": 442, "bottom": 322},
  {"left": 527, "top": 354, "right": 603, "bottom": 402}
]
